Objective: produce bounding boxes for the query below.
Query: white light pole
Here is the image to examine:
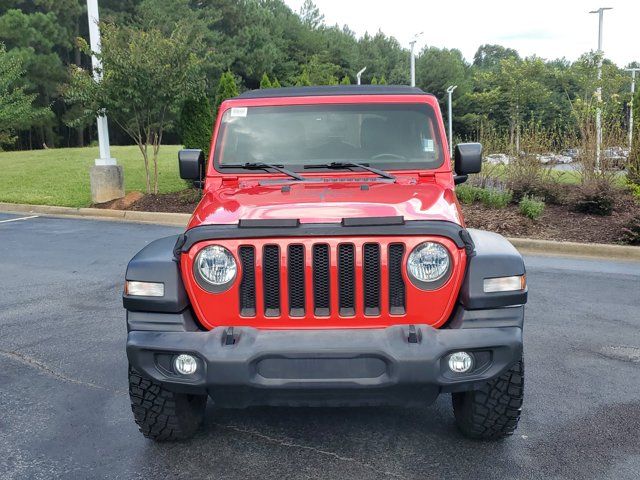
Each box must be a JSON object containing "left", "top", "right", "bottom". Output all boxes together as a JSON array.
[
  {"left": 87, "top": 0, "right": 115, "bottom": 166},
  {"left": 356, "top": 67, "right": 367, "bottom": 86},
  {"left": 625, "top": 68, "right": 640, "bottom": 150},
  {"left": 589, "top": 7, "right": 612, "bottom": 171},
  {"left": 409, "top": 32, "right": 423, "bottom": 87},
  {"left": 87, "top": 0, "right": 123, "bottom": 203},
  {"left": 446, "top": 85, "right": 457, "bottom": 157}
]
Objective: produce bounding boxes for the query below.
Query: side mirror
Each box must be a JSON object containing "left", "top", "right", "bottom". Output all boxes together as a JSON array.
[
  {"left": 178, "top": 149, "right": 205, "bottom": 184},
  {"left": 453, "top": 143, "right": 482, "bottom": 185}
]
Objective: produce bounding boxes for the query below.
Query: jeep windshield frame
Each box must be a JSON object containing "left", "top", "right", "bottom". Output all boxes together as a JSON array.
[{"left": 211, "top": 102, "right": 446, "bottom": 175}]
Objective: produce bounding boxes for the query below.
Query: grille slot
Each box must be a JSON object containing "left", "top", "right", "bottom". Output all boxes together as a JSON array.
[
  {"left": 238, "top": 246, "right": 256, "bottom": 316},
  {"left": 312, "top": 244, "right": 330, "bottom": 316},
  {"left": 338, "top": 244, "right": 355, "bottom": 316},
  {"left": 363, "top": 243, "right": 381, "bottom": 315},
  {"left": 388, "top": 244, "right": 406, "bottom": 315},
  {"left": 263, "top": 245, "right": 280, "bottom": 317},
  {"left": 288, "top": 244, "right": 305, "bottom": 317}
]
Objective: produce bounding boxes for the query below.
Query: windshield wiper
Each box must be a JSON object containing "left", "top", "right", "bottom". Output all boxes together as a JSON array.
[
  {"left": 220, "top": 162, "right": 307, "bottom": 181},
  {"left": 304, "top": 162, "right": 396, "bottom": 181}
]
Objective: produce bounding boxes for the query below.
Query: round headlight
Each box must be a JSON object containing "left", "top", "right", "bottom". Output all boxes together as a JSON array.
[
  {"left": 407, "top": 242, "right": 451, "bottom": 286},
  {"left": 195, "top": 245, "right": 237, "bottom": 289}
]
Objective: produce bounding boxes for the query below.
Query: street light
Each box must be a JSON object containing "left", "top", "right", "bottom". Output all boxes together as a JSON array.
[
  {"left": 409, "top": 32, "right": 423, "bottom": 87},
  {"left": 356, "top": 67, "right": 367, "bottom": 86},
  {"left": 625, "top": 68, "right": 640, "bottom": 150},
  {"left": 86, "top": 0, "right": 123, "bottom": 203},
  {"left": 589, "top": 7, "right": 613, "bottom": 171},
  {"left": 446, "top": 85, "right": 458, "bottom": 157}
]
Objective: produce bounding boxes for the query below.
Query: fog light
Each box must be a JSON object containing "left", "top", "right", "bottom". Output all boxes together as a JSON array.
[
  {"left": 174, "top": 354, "right": 197, "bottom": 375},
  {"left": 448, "top": 351, "right": 474, "bottom": 373}
]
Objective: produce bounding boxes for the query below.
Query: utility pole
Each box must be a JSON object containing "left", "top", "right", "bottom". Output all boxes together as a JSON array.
[
  {"left": 87, "top": 0, "right": 123, "bottom": 203},
  {"left": 356, "top": 67, "right": 366, "bottom": 86},
  {"left": 446, "top": 85, "right": 457, "bottom": 157},
  {"left": 626, "top": 68, "right": 640, "bottom": 150},
  {"left": 589, "top": 7, "right": 612, "bottom": 171},
  {"left": 409, "top": 32, "right": 423, "bottom": 87}
]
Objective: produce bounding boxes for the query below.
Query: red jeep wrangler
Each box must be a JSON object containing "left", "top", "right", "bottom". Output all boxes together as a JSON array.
[{"left": 124, "top": 86, "right": 527, "bottom": 441}]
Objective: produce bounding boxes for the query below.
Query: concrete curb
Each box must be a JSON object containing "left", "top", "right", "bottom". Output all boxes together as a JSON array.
[
  {"left": 507, "top": 237, "right": 640, "bottom": 262},
  {"left": 0, "top": 202, "right": 191, "bottom": 227},
  {"left": 1, "top": 202, "right": 639, "bottom": 261}
]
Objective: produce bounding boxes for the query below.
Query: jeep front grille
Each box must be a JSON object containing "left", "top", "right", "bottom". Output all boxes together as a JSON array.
[{"left": 237, "top": 239, "right": 406, "bottom": 319}]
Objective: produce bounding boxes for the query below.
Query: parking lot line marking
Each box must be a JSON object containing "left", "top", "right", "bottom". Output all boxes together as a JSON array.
[{"left": 0, "top": 215, "right": 39, "bottom": 224}]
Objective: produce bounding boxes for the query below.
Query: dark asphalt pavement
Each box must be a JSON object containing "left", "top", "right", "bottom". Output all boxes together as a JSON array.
[{"left": 1, "top": 213, "right": 639, "bottom": 480}]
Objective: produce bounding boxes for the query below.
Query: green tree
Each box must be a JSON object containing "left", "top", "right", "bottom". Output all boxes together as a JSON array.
[
  {"left": 371, "top": 76, "right": 378, "bottom": 85},
  {"left": 340, "top": 75, "right": 350, "bottom": 85},
  {"left": 471, "top": 57, "right": 553, "bottom": 152},
  {"left": 0, "top": 7, "right": 68, "bottom": 147},
  {"left": 473, "top": 44, "right": 520, "bottom": 70},
  {"left": 295, "top": 66, "right": 312, "bottom": 86},
  {"left": 178, "top": 96, "right": 213, "bottom": 156},
  {"left": 416, "top": 47, "right": 473, "bottom": 135},
  {"left": 378, "top": 75, "right": 387, "bottom": 85},
  {"left": 259, "top": 72, "right": 272, "bottom": 89},
  {"left": 214, "top": 70, "right": 239, "bottom": 115},
  {"left": 298, "top": 0, "right": 324, "bottom": 30},
  {"left": 0, "top": 44, "right": 50, "bottom": 147},
  {"left": 272, "top": 76, "right": 282, "bottom": 88},
  {"left": 65, "top": 23, "right": 205, "bottom": 194}
]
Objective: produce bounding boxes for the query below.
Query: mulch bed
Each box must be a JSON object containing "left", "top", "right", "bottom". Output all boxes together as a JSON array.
[
  {"left": 95, "top": 189, "right": 639, "bottom": 245},
  {"left": 462, "top": 199, "right": 637, "bottom": 244}
]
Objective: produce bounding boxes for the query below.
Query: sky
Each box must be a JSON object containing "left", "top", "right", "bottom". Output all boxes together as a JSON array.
[{"left": 284, "top": 0, "right": 639, "bottom": 67}]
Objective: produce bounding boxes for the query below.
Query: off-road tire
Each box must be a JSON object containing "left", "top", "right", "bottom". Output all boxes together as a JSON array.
[
  {"left": 128, "top": 365, "right": 207, "bottom": 441},
  {"left": 452, "top": 357, "right": 524, "bottom": 440}
]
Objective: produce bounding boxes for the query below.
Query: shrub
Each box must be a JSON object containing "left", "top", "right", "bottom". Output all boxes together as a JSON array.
[
  {"left": 455, "top": 184, "right": 481, "bottom": 204},
  {"left": 626, "top": 181, "right": 640, "bottom": 202},
  {"left": 478, "top": 188, "right": 512, "bottom": 208},
  {"left": 259, "top": 73, "right": 272, "bottom": 89},
  {"left": 506, "top": 157, "right": 566, "bottom": 204},
  {"left": 519, "top": 195, "right": 545, "bottom": 220},
  {"left": 456, "top": 185, "right": 512, "bottom": 208},
  {"left": 573, "top": 178, "right": 615, "bottom": 216},
  {"left": 620, "top": 215, "right": 640, "bottom": 245}
]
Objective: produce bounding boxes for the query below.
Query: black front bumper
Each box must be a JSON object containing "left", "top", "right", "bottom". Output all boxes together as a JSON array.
[{"left": 127, "top": 320, "right": 523, "bottom": 408}]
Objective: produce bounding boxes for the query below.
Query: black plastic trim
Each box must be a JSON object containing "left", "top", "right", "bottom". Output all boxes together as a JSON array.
[
  {"left": 342, "top": 216, "right": 404, "bottom": 227},
  {"left": 239, "top": 218, "right": 300, "bottom": 228},
  {"left": 237, "top": 85, "right": 428, "bottom": 99},
  {"left": 447, "top": 305, "right": 525, "bottom": 329},
  {"left": 175, "top": 220, "right": 469, "bottom": 259},
  {"left": 459, "top": 229, "right": 527, "bottom": 309},
  {"left": 126, "top": 324, "right": 523, "bottom": 404},
  {"left": 124, "top": 236, "right": 189, "bottom": 313},
  {"left": 126, "top": 309, "right": 203, "bottom": 332}
]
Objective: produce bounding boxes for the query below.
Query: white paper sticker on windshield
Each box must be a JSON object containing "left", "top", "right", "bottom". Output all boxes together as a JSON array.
[
  {"left": 230, "top": 107, "right": 247, "bottom": 117},
  {"left": 423, "top": 139, "right": 434, "bottom": 152}
]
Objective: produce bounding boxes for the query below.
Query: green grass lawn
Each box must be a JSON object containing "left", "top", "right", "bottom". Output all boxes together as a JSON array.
[{"left": 0, "top": 145, "right": 185, "bottom": 207}]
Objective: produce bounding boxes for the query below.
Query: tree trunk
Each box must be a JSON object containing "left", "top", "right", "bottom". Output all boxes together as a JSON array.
[
  {"left": 152, "top": 132, "right": 160, "bottom": 194},
  {"left": 138, "top": 142, "right": 151, "bottom": 194}
]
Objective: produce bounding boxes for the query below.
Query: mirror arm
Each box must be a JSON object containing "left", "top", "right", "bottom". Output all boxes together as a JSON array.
[{"left": 454, "top": 174, "right": 468, "bottom": 185}]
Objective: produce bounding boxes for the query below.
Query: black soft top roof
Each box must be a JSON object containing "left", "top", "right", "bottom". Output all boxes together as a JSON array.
[{"left": 237, "top": 85, "right": 429, "bottom": 99}]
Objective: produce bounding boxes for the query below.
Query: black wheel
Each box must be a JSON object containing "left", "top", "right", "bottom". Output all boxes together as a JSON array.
[
  {"left": 452, "top": 357, "right": 524, "bottom": 440},
  {"left": 128, "top": 365, "right": 207, "bottom": 441}
]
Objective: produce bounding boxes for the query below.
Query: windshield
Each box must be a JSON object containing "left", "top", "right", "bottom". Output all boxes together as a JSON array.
[{"left": 214, "top": 103, "right": 444, "bottom": 172}]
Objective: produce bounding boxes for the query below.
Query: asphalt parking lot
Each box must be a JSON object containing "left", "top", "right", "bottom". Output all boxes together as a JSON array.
[{"left": 1, "top": 212, "right": 639, "bottom": 480}]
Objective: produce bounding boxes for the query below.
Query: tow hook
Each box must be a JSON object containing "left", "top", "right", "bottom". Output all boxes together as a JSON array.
[{"left": 408, "top": 325, "right": 422, "bottom": 344}]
